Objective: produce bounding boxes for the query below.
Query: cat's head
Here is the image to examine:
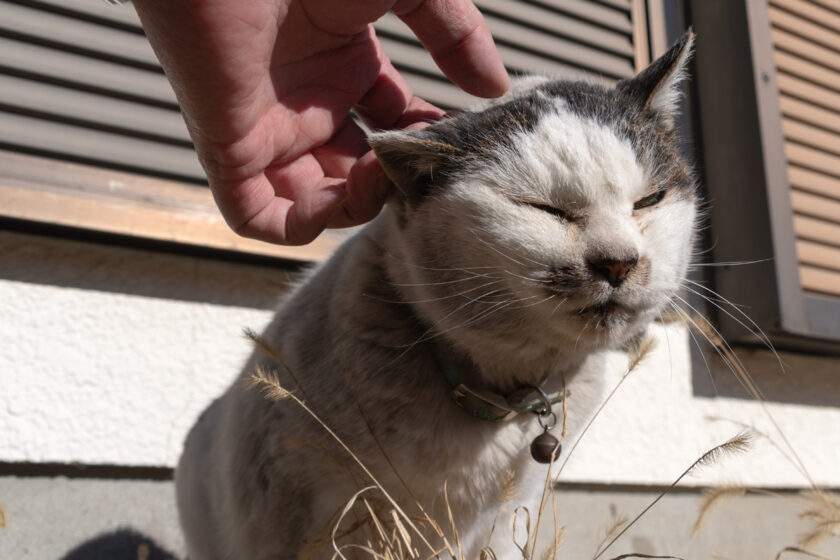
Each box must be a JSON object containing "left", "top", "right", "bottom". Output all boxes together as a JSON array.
[{"left": 369, "top": 32, "right": 697, "bottom": 362}]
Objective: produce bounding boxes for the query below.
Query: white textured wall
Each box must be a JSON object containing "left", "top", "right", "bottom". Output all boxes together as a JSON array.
[
  {"left": 0, "top": 231, "right": 283, "bottom": 467},
  {"left": 1, "top": 230, "right": 838, "bottom": 487}
]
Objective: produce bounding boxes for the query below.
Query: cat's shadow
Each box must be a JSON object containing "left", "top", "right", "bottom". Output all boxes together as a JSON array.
[{"left": 58, "top": 528, "right": 179, "bottom": 560}]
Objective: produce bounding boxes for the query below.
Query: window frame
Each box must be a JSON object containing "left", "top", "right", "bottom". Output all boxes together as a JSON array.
[{"left": 0, "top": 149, "right": 340, "bottom": 262}]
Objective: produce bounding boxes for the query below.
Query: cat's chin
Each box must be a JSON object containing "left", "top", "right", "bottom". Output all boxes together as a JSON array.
[{"left": 569, "top": 300, "right": 654, "bottom": 344}]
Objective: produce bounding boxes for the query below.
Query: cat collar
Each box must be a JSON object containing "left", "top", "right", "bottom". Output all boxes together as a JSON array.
[{"left": 442, "top": 363, "right": 568, "bottom": 423}]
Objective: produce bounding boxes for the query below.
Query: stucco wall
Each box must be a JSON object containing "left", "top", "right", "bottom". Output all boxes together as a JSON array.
[{"left": 1, "top": 229, "right": 838, "bottom": 487}]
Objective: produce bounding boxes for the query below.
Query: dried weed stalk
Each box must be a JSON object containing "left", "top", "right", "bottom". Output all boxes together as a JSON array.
[
  {"left": 592, "top": 432, "right": 753, "bottom": 560},
  {"left": 683, "top": 313, "right": 840, "bottom": 558},
  {"left": 774, "top": 547, "right": 834, "bottom": 560}
]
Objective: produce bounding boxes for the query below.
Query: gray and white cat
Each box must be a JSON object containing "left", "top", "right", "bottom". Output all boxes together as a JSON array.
[{"left": 176, "top": 32, "right": 697, "bottom": 560}]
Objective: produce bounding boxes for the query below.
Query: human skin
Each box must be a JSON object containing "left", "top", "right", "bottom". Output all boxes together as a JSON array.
[{"left": 132, "top": 0, "right": 509, "bottom": 245}]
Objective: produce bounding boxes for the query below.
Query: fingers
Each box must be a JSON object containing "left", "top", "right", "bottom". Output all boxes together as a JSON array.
[
  {"left": 354, "top": 49, "right": 445, "bottom": 130},
  {"left": 311, "top": 117, "right": 370, "bottom": 178},
  {"left": 394, "top": 0, "right": 509, "bottom": 98},
  {"left": 334, "top": 114, "right": 435, "bottom": 229},
  {"left": 212, "top": 155, "right": 347, "bottom": 246},
  {"left": 331, "top": 150, "right": 390, "bottom": 228}
]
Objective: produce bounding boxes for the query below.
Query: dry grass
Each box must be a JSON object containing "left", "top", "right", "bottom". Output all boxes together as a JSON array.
[
  {"left": 683, "top": 312, "right": 840, "bottom": 559},
  {"left": 247, "top": 331, "right": 786, "bottom": 559},
  {"left": 245, "top": 312, "right": 839, "bottom": 559}
]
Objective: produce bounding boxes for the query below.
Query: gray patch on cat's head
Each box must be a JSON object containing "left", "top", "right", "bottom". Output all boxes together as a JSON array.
[
  {"left": 369, "top": 30, "right": 696, "bottom": 209},
  {"left": 368, "top": 91, "right": 553, "bottom": 206}
]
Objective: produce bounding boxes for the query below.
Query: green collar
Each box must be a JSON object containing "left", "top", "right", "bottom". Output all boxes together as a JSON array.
[{"left": 442, "top": 362, "right": 569, "bottom": 422}]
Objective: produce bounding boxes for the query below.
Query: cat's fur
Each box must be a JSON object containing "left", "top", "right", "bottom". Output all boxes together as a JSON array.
[{"left": 176, "top": 32, "right": 697, "bottom": 559}]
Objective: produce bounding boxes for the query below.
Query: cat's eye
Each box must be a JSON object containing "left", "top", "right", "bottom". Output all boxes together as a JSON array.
[
  {"left": 633, "top": 190, "right": 667, "bottom": 210},
  {"left": 528, "top": 202, "right": 571, "bottom": 221}
]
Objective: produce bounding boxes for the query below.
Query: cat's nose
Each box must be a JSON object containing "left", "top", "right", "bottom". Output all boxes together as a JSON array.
[{"left": 589, "top": 256, "right": 638, "bottom": 287}]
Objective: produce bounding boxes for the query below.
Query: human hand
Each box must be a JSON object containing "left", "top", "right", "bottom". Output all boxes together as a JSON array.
[{"left": 133, "top": 0, "right": 509, "bottom": 245}]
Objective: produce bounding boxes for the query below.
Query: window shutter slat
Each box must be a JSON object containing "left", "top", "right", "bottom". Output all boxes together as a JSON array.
[
  {"left": 771, "top": 28, "right": 840, "bottom": 72},
  {"left": 785, "top": 142, "right": 840, "bottom": 179},
  {"left": 521, "top": 0, "right": 633, "bottom": 33},
  {"left": 774, "top": 51, "right": 840, "bottom": 94},
  {"left": 794, "top": 215, "right": 840, "bottom": 248},
  {"left": 26, "top": 0, "right": 143, "bottom": 28},
  {"left": 769, "top": 4, "right": 840, "bottom": 52},
  {"left": 792, "top": 190, "right": 840, "bottom": 222},
  {"left": 797, "top": 240, "right": 840, "bottom": 271},
  {"left": 800, "top": 265, "right": 840, "bottom": 294},
  {"left": 474, "top": 0, "right": 634, "bottom": 57},
  {"left": 771, "top": 0, "right": 840, "bottom": 34},
  {"left": 777, "top": 72, "right": 840, "bottom": 114},
  {"left": 0, "top": 112, "right": 204, "bottom": 181},
  {"left": 0, "top": 74, "right": 190, "bottom": 142},
  {"left": 789, "top": 165, "right": 840, "bottom": 199},
  {"left": 0, "top": 36, "right": 177, "bottom": 106},
  {"left": 782, "top": 119, "right": 840, "bottom": 156},
  {"left": 0, "top": 1, "right": 157, "bottom": 67},
  {"left": 779, "top": 95, "right": 840, "bottom": 133}
]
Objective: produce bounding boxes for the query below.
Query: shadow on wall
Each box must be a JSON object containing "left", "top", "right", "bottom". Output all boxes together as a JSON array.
[
  {"left": 0, "top": 230, "right": 294, "bottom": 309},
  {"left": 59, "top": 528, "right": 179, "bottom": 560},
  {"left": 689, "top": 340, "right": 840, "bottom": 407}
]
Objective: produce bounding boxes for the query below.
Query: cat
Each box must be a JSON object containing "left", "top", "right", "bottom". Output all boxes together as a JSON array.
[{"left": 175, "top": 31, "right": 697, "bottom": 560}]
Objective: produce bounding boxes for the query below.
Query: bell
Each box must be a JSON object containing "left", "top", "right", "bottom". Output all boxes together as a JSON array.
[{"left": 530, "top": 432, "right": 561, "bottom": 464}]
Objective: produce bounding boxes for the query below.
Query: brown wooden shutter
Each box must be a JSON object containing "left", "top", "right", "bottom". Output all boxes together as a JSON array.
[{"left": 769, "top": 0, "right": 840, "bottom": 297}]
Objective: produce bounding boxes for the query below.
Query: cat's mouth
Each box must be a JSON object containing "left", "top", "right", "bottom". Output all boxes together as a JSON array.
[{"left": 576, "top": 300, "right": 633, "bottom": 323}]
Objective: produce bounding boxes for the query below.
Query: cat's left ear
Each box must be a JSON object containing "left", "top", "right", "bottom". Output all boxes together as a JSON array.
[
  {"left": 618, "top": 29, "right": 695, "bottom": 129},
  {"left": 368, "top": 130, "right": 462, "bottom": 207}
]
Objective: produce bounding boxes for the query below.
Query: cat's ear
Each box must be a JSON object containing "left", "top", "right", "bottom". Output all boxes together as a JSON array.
[
  {"left": 618, "top": 29, "right": 695, "bottom": 129},
  {"left": 368, "top": 130, "right": 462, "bottom": 205}
]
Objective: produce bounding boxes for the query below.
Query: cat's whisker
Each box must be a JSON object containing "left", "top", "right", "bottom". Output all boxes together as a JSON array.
[
  {"left": 658, "top": 309, "right": 674, "bottom": 374},
  {"left": 670, "top": 296, "right": 763, "bottom": 401},
  {"left": 667, "top": 303, "right": 742, "bottom": 387},
  {"left": 502, "top": 269, "right": 553, "bottom": 284},
  {"left": 408, "top": 298, "right": 524, "bottom": 347},
  {"left": 688, "top": 257, "right": 773, "bottom": 268},
  {"left": 549, "top": 298, "right": 568, "bottom": 319},
  {"left": 392, "top": 287, "right": 512, "bottom": 350},
  {"left": 681, "top": 280, "right": 783, "bottom": 370},
  {"left": 508, "top": 294, "right": 555, "bottom": 310},
  {"left": 385, "top": 251, "right": 499, "bottom": 274},
  {"left": 666, "top": 301, "right": 718, "bottom": 395},
  {"left": 391, "top": 274, "right": 500, "bottom": 287},
  {"left": 470, "top": 232, "right": 550, "bottom": 269},
  {"left": 369, "top": 280, "right": 506, "bottom": 306}
]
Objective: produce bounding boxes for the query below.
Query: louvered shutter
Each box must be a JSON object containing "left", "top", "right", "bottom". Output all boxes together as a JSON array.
[
  {"left": 768, "top": 0, "right": 840, "bottom": 298},
  {"left": 378, "top": 0, "right": 641, "bottom": 110},
  {"left": 691, "top": 0, "right": 840, "bottom": 349},
  {"left": 0, "top": 0, "right": 203, "bottom": 182},
  {"left": 0, "top": 0, "right": 648, "bottom": 258}
]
